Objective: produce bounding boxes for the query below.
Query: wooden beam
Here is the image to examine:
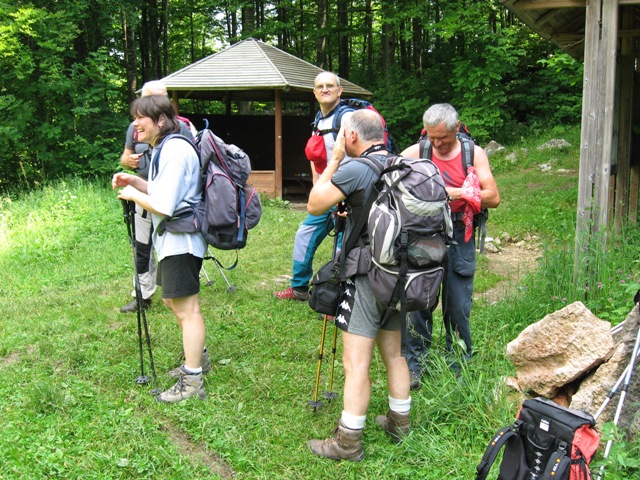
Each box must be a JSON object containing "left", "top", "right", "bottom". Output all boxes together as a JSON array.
[
  {"left": 274, "top": 89, "right": 283, "bottom": 199},
  {"left": 614, "top": 7, "right": 635, "bottom": 234},
  {"left": 574, "top": 0, "right": 618, "bottom": 282},
  {"left": 515, "top": 0, "right": 586, "bottom": 10},
  {"left": 592, "top": 0, "right": 619, "bottom": 233},
  {"left": 619, "top": 0, "right": 640, "bottom": 5}
]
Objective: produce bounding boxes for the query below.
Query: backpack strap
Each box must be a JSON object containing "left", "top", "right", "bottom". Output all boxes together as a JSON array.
[
  {"left": 312, "top": 101, "right": 353, "bottom": 137},
  {"left": 150, "top": 133, "right": 198, "bottom": 181},
  {"left": 475, "top": 422, "right": 524, "bottom": 480},
  {"left": 540, "top": 442, "right": 571, "bottom": 480},
  {"left": 151, "top": 133, "right": 201, "bottom": 235},
  {"left": 345, "top": 155, "right": 384, "bottom": 255}
]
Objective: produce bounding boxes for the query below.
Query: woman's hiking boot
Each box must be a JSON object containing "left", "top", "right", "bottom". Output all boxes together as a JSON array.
[
  {"left": 306, "top": 420, "right": 364, "bottom": 462},
  {"left": 375, "top": 410, "right": 410, "bottom": 444},
  {"left": 156, "top": 371, "right": 206, "bottom": 403}
]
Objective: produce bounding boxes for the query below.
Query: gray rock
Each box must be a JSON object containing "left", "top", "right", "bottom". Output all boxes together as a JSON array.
[
  {"left": 506, "top": 302, "right": 614, "bottom": 397},
  {"left": 536, "top": 139, "right": 572, "bottom": 151},
  {"left": 484, "top": 140, "right": 505, "bottom": 156}
]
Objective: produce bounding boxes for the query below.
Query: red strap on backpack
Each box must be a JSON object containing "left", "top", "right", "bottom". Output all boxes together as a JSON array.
[{"left": 305, "top": 132, "right": 327, "bottom": 173}]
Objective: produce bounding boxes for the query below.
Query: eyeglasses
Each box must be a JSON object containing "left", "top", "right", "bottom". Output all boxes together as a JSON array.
[{"left": 314, "top": 83, "right": 337, "bottom": 90}]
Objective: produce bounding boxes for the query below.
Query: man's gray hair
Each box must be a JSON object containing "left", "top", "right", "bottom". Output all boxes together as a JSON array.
[
  {"left": 346, "top": 109, "right": 384, "bottom": 143},
  {"left": 422, "top": 103, "right": 459, "bottom": 131},
  {"left": 141, "top": 80, "right": 168, "bottom": 97}
]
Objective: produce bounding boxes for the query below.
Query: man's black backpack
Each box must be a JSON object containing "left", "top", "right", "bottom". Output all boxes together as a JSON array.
[
  {"left": 418, "top": 123, "right": 489, "bottom": 252},
  {"left": 153, "top": 129, "right": 262, "bottom": 252},
  {"left": 314, "top": 98, "right": 396, "bottom": 153},
  {"left": 476, "top": 397, "right": 600, "bottom": 480}
]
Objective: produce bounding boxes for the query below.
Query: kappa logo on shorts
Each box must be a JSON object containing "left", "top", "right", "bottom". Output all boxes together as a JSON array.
[
  {"left": 336, "top": 314, "right": 348, "bottom": 325},
  {"left": 339, "top": 299, "right": 351, "bottom": 311}
]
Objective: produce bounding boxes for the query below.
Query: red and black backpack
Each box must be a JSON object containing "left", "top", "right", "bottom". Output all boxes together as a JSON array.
[{"left": 476, "top": 397, "right": 600, "bottom": 480}]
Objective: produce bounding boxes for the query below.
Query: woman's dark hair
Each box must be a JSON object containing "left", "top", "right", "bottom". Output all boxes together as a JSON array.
[{"left": 130, "top": 95, "right": 180, "bottom": 144}]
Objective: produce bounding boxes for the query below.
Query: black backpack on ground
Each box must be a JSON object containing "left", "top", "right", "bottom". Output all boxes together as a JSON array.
[{"left": 476, "top": 397, "right": 600, "bottom": 480}]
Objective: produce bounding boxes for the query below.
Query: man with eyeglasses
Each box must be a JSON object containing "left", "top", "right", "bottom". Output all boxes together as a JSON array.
[{"left": 274, "top": 71, "right": 354, "bottom": 302}]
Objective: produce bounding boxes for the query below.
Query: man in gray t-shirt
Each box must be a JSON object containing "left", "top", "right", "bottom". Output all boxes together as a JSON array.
[{"left": 305, "top": 109, "right": 411, "bottom": 461}]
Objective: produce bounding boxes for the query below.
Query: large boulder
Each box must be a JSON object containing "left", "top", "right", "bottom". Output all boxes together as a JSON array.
[
  {"left": 571, "top": 306, "right": 640, "bottom": 433},
  {"left": 506, "top": 302, "right": 614, "bottom": 397}
]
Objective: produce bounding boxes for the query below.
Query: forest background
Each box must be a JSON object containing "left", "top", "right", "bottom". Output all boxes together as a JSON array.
[{"left": 0, "top": 0, "right": 583, "bottom": 194}]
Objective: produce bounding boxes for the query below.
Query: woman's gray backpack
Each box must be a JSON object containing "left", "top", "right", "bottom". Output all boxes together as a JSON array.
[{"left": 153, "top": 129, "right": 262, "bottom": 252}]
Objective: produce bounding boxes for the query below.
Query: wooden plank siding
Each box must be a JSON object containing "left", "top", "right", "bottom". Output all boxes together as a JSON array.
[{"left": 503, "top": 0, "right": 639, "bottom": 281}]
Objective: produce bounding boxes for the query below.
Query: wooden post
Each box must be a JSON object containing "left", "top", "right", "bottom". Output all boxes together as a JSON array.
[
  {"left": 614, "top": 6, "right": 635, "bottom": 233},
  {"left": 275, "top": 89, "right": 283, "bottom": 199},
  {"left": 573, "top": 0, "right": 619, "bottom": 284},
  {"left": 171, "top": 91, "right": 180, "bottom": 114}
]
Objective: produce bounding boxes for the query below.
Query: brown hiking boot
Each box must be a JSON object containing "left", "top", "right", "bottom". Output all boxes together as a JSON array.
[
  {"left": 156, "top": 373, "right": 206, "bottom": 403},
  {"left": 307, "top": 420, "right": 364, "bottom": 462},
  {"left": 375, "top": 410, "right": 410, "bottom": 444}
]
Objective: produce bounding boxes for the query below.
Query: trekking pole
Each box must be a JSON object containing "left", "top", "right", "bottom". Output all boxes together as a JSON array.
[
  {"left": 308, "top": 314, "right": 329, "bottom": 412},
  {"left": 121, "top": 200, "right": 160, "bottom": 394},
  {"left": 321, "top": 208, "right": 345, "bottom": 402},
  {"left": 208, "top": 249, "right": 237, "bottom": 293},
  {"left": 593, "top": 345, "right": 640, "bottom": 421},
  {"left": 200, "top": 264, "right": 215, "bottom": 287},
  {"left": 594, "top": 304, "right": 640, "bottom": 480},
  {"left": 322, "top": 323, "right": 339, "bottom": 401}
]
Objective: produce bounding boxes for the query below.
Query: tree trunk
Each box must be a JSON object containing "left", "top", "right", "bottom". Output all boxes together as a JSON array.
[
  {"left": 161, "top": 0, "right": 169, "bottom": 76},
  {"left": 122, "top": 8, "right": 138, "bottom": 102},
  {"left": 337, "top": 0, "right": 348, "bottom": 77},
  {"left": 380, "top": 0, "right": 395, "bottom": 73},
  {"left": 365, "top": 0, "right": 373, "bottom": 76},
  {"left": 316, "top": 0, "right": 328, "bottom": 69}
]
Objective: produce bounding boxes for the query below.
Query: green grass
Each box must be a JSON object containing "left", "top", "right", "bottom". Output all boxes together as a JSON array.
[{"left": 0, "top": 125, "right": 638, "bottom": 478}]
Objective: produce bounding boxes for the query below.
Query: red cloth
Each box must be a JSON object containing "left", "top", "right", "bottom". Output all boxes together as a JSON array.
[{"left": 459, "top": 166, "right": 481, "bottom": 243}]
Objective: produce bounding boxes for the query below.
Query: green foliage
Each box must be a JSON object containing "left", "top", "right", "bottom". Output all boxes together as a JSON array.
[
  {"left": 0, "top": 0, "right": 585, "bottom": 198},
  {"left": 0, "top": 2, "right": 126, "bottom": 193},
  {"left": 591, "top": 424, "right": 640, "bottom": 479}
]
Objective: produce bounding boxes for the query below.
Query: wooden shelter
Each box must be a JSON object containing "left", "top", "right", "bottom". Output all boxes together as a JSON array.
[
  {"left": 159, "top": 38, "right": 372, "bottom": 198},
  {"left": 502, "top": 0, "right": 640, "bottom": 279}
]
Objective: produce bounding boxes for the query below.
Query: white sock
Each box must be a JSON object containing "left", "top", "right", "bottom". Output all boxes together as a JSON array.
[
  {"left": 389, "top": 395, "right": 411, "bottom": 414},
  {"left": 341, "top": 410, "right": 366, "bottom": 430},
  {"left": 182, "top": 364, "right": 203, "bottom": 375}
]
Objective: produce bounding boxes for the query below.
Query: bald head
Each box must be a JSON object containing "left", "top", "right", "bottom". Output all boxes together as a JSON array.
[{"left": 141, "top": 80, "right": 168, "bottom": 97}]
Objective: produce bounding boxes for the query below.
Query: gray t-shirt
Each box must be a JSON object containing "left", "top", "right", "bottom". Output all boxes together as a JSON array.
[
  {"left": 331, "top": 154, "right": 384, "bottom": 276},
  {"left": 147, "top": 137, "right": 206, "bottom": 262}
]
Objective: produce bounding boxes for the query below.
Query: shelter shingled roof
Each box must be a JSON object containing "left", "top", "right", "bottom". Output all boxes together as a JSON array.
[
  {"left": 501, "top": 0, "right": 640, "bottom": 61},
  {"left": 160, "top": 37, "right": 372, "bottom": 102}
]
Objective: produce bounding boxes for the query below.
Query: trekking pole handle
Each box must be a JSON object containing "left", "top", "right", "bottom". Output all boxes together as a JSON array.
[{"left": 121, "top": 198, "right": 130, "bottom": 218}]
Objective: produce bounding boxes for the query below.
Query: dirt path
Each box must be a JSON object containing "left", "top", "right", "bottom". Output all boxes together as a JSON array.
[{"left": 476, "top": 238, "right": 542, "bottom": 303}]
